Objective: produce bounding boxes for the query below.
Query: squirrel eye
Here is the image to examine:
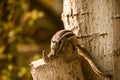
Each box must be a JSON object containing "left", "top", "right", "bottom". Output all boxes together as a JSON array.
[{"left": 58, "top": 40, "right": 62, "bottom": 44}]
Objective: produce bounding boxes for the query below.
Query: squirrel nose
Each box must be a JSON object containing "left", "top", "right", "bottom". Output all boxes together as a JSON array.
[{"left": 47, "top": 50, "right": 55, "bottom": 57}]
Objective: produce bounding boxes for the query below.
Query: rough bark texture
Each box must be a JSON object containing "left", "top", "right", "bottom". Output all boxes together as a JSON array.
[
  {"left": 30, "top": 43, "right": 85, "bottom": 80},
  {"left": 62, "top": 0, "right": 120, "bottom": 80}
]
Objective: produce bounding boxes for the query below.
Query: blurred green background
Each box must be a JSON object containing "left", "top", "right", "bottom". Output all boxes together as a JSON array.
[{"left": 0, "top": 0, "right": 63, "bottom": 80}]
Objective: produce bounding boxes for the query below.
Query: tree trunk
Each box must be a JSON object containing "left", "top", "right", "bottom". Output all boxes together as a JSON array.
[
  {"left": 30, "top": 0, "right": 120, "bottom": 80},
  {"left": 30, "top": 43, "right": 85, "bottom": 80},
  {"left": 62, "top": 0, "right": 120, "bottom": 80}
]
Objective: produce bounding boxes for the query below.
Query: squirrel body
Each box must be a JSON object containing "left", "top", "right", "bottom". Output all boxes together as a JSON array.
[{"left": 46, "top": 30, "right": 111, "bottom": 79}]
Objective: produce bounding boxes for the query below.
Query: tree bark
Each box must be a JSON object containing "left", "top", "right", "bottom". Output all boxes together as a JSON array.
[
  {"left": 62, "top": 0, "right": 120, "bottom": 80},
  {"left": 30, "top": 43, "right": 85, "bottom": 80},
  {"left": 30, "top": 0, "right": 120, "bottom": 80}
]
